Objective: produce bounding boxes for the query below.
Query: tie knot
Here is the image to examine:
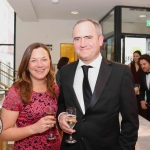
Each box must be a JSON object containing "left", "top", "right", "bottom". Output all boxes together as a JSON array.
[{"left": 82, "top": 65, "right": 92, "bottom": 74}]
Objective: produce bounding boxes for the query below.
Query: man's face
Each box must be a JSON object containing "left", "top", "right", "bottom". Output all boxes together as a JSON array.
[
  {"left": 73, "top": 21, "right": 103, "bottom": 64},
  {"left": 139, "top": 59, "right": 150, "bottom": 72}
]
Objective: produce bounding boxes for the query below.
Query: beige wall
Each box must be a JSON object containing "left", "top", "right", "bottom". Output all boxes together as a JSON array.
[{"left": 15, "top": 16, "right": 77, "bottom": 69}]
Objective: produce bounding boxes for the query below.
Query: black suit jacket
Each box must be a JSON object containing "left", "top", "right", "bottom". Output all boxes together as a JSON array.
[
  {"left": 58, "top": 58, "right": 139, "bottom": 150},
  {"left": 140, "top": 72, "right": 150, "bottom": 102}
]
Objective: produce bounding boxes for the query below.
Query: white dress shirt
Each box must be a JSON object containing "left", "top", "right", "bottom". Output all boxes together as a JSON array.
[
  {"left": 73, "top": 53, "right": 102, "bottom": 114},
  {"left": 146, "top": 73, "right": 150, "bottom": 89}
]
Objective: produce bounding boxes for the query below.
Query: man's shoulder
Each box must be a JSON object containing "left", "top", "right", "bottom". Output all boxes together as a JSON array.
[
  {"left": 60, "top": 61, "right": 78, "bottom": 73},
  {"left": 104, "top": 58, "right": 128, "bottom": 68}
]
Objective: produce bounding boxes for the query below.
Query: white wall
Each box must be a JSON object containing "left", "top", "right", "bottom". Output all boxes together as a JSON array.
[
  {"left": 146, "top": 39, "right": 150, "bottom": 54},
  {"left": 16, "top": 16, "right": 77, "bottom": 69},
  {"left": 122, "top": 23, "right": 150, "bottom": 34}
]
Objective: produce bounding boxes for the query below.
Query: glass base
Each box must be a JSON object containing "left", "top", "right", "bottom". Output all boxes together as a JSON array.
[{"left": 65, "top": 139, "right": 77, "bottom": 144}]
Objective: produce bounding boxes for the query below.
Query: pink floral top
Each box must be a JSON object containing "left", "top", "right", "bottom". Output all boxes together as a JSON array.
[{"left": 2, "top": 84, "right": 61, "bottom": 150}]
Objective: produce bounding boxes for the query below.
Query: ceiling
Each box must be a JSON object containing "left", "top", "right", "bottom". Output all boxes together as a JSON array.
[{"left": 7, "top": 0, "right": 150, "bottom": 22}]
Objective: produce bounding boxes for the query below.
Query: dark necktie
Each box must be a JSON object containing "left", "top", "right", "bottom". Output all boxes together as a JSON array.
[{"left": 82, "top": 65, "right": 92, "bottom": 110}]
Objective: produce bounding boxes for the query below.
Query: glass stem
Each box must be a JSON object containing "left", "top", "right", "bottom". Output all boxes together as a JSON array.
[
  {"left": 69, "top": 134, "right": 73, "bottom": 140},
  {"left": 49, "top": 128, "right": 53, "bottom": 137}
]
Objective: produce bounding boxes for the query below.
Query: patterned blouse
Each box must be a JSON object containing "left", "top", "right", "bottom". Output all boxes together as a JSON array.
[{"left": 2, "top": 85, "right": 61, "bottom": 150}]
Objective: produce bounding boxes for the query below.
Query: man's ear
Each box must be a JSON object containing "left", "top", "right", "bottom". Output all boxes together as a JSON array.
[{"left": 99, "top": 36, "right": 104, "bottom": 46}]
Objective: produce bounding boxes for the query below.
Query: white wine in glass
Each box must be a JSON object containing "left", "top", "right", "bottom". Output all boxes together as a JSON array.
[
  {"left": 66, "top": 114, "right": 76, "bottom": 129},
  {"left": 65, "top": 107, "right": 77, "bottom": 144}
]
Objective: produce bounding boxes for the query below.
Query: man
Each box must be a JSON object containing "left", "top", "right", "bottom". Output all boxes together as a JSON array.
[
  {"left": 58, "top": 19, "right": 139, "bottom": 150},
  {"left": 139, "top": 54, "right": 150, "bottom": 121}
]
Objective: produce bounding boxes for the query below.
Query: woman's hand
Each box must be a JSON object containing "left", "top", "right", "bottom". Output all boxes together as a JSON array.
[{"left": 30, "top": 115, "right": 56, "bottom": 134}]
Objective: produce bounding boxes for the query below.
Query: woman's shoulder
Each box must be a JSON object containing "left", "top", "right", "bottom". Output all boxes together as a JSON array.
[
  {"left": 2, "top": 86, "right": 22, "bottom": 111},
  {"left": 53, "top": 83, "right": 59, "bottom": 96},
  {"left": 7, "top": 86, "right": 20, "bottom": 96}
]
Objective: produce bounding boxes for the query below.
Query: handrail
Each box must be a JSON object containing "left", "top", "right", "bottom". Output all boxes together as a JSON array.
[
  {"left": 0, "top": 81, "right": 9, "bottom": 89},
  {"left": 0, "top": 61, "right": 18, "bottom": 73},
  {"left": 0, "top": 69, "right": 17, "bottom": 80},
  {"left": 0, "top": 89, "right": 9, "bottom": 92}
]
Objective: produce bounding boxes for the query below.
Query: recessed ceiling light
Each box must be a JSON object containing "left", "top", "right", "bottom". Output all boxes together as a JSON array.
[
  {"left": 139, "top": 14, "right": 147, "bottom": 18},
  {"left": 71, "top": 11, "right": 79, "bottom": 15},
  {"left": 52, "top": 0, "right": 59, "bottom": 4}
]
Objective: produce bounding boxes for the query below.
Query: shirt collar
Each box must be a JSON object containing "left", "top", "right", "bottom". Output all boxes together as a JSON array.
[{"left": 77, "top": 53, "right": 102, "bottom": 69}]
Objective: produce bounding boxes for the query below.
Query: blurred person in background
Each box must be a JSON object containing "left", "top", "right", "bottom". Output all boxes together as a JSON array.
[
  {"left": 139, "top": 54, "right": 150, "bottom": 121},
  {"left": 55, "top": 57, "right": 69, "bottom": 87},
  {"left": 128, "top": 50, "right": 145, "bottom": 118}
]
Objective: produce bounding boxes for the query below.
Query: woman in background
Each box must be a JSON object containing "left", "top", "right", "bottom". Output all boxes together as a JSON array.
[
  {"left": 129, "top": 50, "right": 145, "bottom": 118},
  {"left": 55, "top": 57, "right": 69, "bottom": 87},
  {"left": 0, "top": 43, "right": 61, "bottom": 150},
  {"left": 129, "top": 50, "right": 142, "bottom": 89}
]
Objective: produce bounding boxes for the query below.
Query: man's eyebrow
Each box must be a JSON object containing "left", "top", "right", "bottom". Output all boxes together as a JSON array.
[
  {"left": 84, "top": 35, "right": 93, "bottom": 38},
  {"left": 74, "top": 35, "right": 93, "bottom": 39},
  {"left": 74, "top": 37, "right": 80, "bottom": 39}
]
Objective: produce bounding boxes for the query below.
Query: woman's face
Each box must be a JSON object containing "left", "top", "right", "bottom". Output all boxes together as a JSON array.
[
  {"left": 28, "top": 47, "right": 50, "bottom": 83},
  {"left": 133, "top": 52, "right": 141, "bottom": 63}
]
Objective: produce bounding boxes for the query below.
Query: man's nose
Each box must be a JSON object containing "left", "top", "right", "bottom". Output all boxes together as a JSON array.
[{"left": 80, "top": 38, "right": 86, "bottom": 47}]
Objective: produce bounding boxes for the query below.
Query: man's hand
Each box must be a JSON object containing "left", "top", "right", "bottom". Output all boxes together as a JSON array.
[
  {"left": 58, "top": 113, "right": 76, "bottom": 134},
  {"left": 141, "top": 101, "right": 148, "bottom": 109}
]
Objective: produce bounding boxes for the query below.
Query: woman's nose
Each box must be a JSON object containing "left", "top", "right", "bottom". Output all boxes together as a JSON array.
[{"left": 37, "top": 60, "right": 43, "bottom": 66}]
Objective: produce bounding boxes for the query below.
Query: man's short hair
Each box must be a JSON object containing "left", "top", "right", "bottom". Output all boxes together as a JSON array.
[{"left": 139, "top": 54, "right": 150, "bottom": 64}]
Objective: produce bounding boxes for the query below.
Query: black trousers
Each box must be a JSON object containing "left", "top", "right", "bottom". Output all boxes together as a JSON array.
[{"left": 136, "top": 95, "right": 146, "bottom": 119}]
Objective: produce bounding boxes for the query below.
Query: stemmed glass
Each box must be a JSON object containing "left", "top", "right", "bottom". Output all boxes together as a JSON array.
[
  {"left": 65, "top": 107, "right": 77, "bottom": 144},
  {"left": 46, "top": 106, "right": 56, "bottom": 141},
  {"left": 134, "top": 84, "right": 140, "bottom": 95}
]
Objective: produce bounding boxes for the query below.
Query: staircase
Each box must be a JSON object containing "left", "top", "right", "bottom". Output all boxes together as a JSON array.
[{"left": 0, "top": 61, "right": 16, "bottom": 150}]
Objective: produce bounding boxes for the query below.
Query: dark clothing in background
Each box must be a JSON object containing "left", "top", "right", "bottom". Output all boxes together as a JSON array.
[
  {"left": 130, "top": 61, "right": 141, "bottom": 84},
  {"left": 55, "top": 70, "right": 60, "bottom": 87},
  {"left": 130, "top": 61, "right": 146, "bottom": 118},
  {"left": 140, "top": 72, "right": 150, "bottom": 121}
]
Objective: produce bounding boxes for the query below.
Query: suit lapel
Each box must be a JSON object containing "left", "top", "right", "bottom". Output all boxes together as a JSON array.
[
  {"left": 144, "top": 74, "right": 149, "bottom": 90},
  {"left": 86, "top": 58, "right": 112, "bottom": 114},
  {"left": 68, "top": 61, "right": 83, "bottom": 114}
]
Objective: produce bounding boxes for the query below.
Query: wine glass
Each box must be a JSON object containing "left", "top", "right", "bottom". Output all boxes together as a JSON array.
[
  {"left": 134, "top": 84, "right": 140, "bottom": 95},
  {"left": 46, "top": 106, "right": 56, "bottom": 141},
  {"left": 65, "top": 107, "right": 77, "bottom": 144}
]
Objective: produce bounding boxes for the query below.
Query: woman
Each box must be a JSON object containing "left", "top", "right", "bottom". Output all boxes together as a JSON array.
[
  {"left": 0, "top": 43, "right": 61, "bottom": 150},
  {"left": 55, "top": 57, "right": 69, "bottom": 87},
  {"left": 129, "top": 50, "right": 142, "bottom": 88},
  {"left": 129, "top": 50, "right": 145, "bottom": 118}
]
